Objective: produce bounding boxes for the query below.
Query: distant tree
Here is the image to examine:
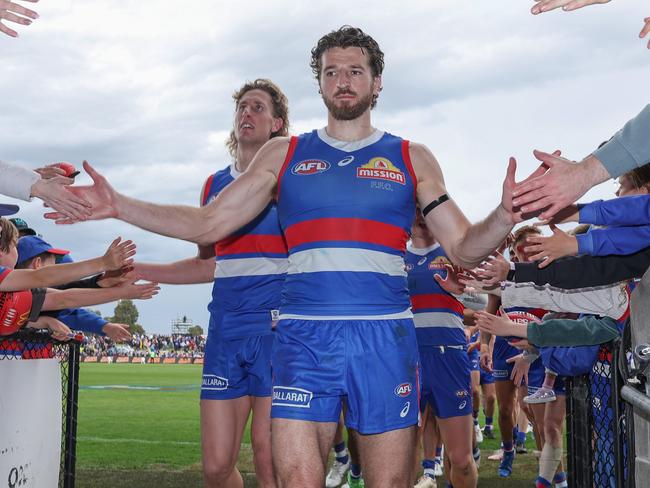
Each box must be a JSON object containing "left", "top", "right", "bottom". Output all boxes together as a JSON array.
[
  {"left": 88, "top": 309, "right": 102, "bottom": 317},
  {"left": 110, "top": 299, "right": 145, "bottom": 334},
  {"left": 188, "top": 325, "right": 204, "bottom": 337}
]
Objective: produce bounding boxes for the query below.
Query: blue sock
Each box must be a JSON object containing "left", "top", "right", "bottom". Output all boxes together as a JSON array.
[
  {"left": 553, "top": 472, "right": 567, "bottom": 483},
  {"left": 472, "top": 447, "right": 480, "bottom": 460},
  {"left": 485, "top": 416, "right": 493, "bottom": 426},
  {"left": 422, "top": 459, "right": 435, "bottom": 470},
  {"left": 516, "top": 430, "right": 527, "bottom": 443},
  {"left": 334, "top": 442, "right": 348, "bottom": 464},
  {"left": 536, "top": 476, "right": 552, "bottom": 487},
  {"left": 350, "top": 464, "right": 362, "bottom": 478},
  {"left": 435, "top": 447, "right": 443, "bottom": 458},
  {"left": 503, "top": 441, "right": 514, "bottom": 452},
  {"left": 472, "top": 409, "right": 479, "bottom": 420}
]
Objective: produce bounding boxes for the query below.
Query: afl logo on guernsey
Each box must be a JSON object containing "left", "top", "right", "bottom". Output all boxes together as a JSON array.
[
  {"left": 357, "top": 157, "right": 406, "bottom": 185},
  {"left": 291, "top": 159, "right": 331, "bottom": 175}
]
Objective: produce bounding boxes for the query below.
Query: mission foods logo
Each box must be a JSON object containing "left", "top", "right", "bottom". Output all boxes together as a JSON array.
[
  {"left": 428, "top": 256, "right": 451, "bottom": 270},
  {"left": 272, "top": 386, "right": 313, "bottom": 408},
  {"left": 291, "top": 159, "right": 331, "bottom": 175},
  {"left": 357, "top": 157, "right": 406, "bottom": 185}
]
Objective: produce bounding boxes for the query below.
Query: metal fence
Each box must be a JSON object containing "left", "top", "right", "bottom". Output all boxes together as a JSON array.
[
  {"left": 0, "top": 329, "right": 81, "bottom": 488},
  {"left": 566, "top": 333, "right": 650, "bottom": 488}
]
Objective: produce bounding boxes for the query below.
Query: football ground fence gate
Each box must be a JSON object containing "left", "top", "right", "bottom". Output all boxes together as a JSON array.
[{"left": 0, "top": 329, "right": 81, "bottom": 488}]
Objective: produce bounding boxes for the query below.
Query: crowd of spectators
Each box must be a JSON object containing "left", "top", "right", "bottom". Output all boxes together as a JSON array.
[{"left": 81, "top": 333, "right": 206, "bottom": 359}]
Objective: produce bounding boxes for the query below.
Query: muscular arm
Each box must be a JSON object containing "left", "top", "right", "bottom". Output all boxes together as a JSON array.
[
  {"left": 49, "top": 138, "right": 290, "bottom": 246},
  {"left": 135, "top": 255, "right": 215, "bottom": 284},
  {"left": 410, "top": 143, "right": 515, "bottom": 268}
]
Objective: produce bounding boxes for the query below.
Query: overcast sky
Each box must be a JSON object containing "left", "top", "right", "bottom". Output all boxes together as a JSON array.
[{"left": 1, "top": 0, "right": 649, "bottom": 334}]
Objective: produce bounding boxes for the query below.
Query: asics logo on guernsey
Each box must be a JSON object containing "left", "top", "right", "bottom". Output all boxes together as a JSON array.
[
  {"left": 272, "top": 387, "right": 313, "bottom": 408},
  {"left": 337, "top": 155, "right": 355, "bottom": 167},
  {"left": 202, "top": 375, "right": 228, "bottom": 391}
]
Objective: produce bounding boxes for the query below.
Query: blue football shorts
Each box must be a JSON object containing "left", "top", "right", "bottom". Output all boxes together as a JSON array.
[
  {"left": 270, "top": 318, "right": 420, "bottom": 435},
  {"left": 419, "top": 345, "right": 472, "bottom": 419},
  {"left": 201, "top": 332, "right": 274, "bottom": 400}
]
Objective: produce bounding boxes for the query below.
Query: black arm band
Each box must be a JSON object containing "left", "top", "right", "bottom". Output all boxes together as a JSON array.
[{"left": 422, "top": 194, "right": 450, "bottom": 217}]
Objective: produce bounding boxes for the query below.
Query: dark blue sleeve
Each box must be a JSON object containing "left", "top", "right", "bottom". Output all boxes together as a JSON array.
[
  {"left": 55, "top": 308, "right": 108, "bottom": 335},
  {"left": 579, "top": 195, "right": 650, "bottom": 226},
  {"left": 576, "top": 225, "right": 650, "bottom": 256}
]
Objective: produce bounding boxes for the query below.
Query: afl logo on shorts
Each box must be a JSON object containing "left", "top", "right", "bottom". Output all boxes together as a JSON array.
[
  {"left": 394, "top": 383, "right": 413, "bottom": 398},
  {"left": 291, "top": 159, "right": 330, "bottom": 175}
]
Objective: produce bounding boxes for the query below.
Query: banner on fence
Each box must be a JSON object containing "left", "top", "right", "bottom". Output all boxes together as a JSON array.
[{"left": 0, "top": 358, "right": 62, "bottom": 488}]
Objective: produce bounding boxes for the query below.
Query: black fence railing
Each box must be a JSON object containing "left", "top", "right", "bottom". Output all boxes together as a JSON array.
[
  {"left": 565, "top": 339, "right": 641, "bottom": 488},
  {"left": 0, "top": 329, "right": 81, "bottom": 488}
]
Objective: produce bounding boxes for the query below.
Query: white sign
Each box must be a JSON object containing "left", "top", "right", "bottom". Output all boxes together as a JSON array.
[{"left": 0, "top": 358, "right": 62, "bottom": 488}]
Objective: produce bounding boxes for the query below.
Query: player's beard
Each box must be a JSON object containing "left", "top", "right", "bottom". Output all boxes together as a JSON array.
[{"left": 322, "top": 89, "right": 374, "bottom": 121}]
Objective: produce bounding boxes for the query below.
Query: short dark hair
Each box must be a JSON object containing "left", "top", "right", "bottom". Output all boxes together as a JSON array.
[
  {"left": 14, "top": 251, "right": 54, "bottom": 269},
  {"left": 226, "top": 79, "right": 289, "bottom": 159},
  {"left": 310, "top": 26, "right": 384, "bottom": 108}
]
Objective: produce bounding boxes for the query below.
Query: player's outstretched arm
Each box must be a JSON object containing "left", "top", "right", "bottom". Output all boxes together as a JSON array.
[
  {"left": 531, "top": 0, "right": 610, "bottom": 15},
  {"left": 410, "top": 142, "right": 518, "bottom": 269},
  {"left": 0, "top": 237, "right": 135, "bottom": 292},
  {"left": 0, "top": 0, "right": 39, "bottom": 38},
  {"left": 44, "top": 138, "right": 289, "bottom": 246},
  {"left": 135, "top": 255, "right": 215, "bottom": 285}
]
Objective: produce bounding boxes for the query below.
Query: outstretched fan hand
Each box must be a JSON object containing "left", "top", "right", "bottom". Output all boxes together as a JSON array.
[{"left": 44, "top": 161, "right": 119, "bottom": 224}]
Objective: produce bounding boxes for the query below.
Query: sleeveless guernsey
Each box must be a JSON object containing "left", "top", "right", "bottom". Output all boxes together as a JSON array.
[{"left": 276, "top": 129, "right": 417, "bottom": 319}]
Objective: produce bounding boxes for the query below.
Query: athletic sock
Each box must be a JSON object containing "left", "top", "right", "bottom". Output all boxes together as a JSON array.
[
  {"left": 516, "top": 430, "right": 527, "bottom": 444},
  {"left": 350, "top": 463, "right": 362, "bottom": 479},
  {"left": 334, "top": 441, "right": 349, "bottom": 465},
  {"left": 535, "top": 476, "right": 552, "bottom": 487},
  {"left": 553, "top": 471, "right": 568, "bottom": 488},
  {"left": 472, "top": 447, "right": 481, "bottom": 460},
  {"left": 503, "top": 441, "right": 514, "bottom": 452},
  {"left": 539, "top": 444, "right": 563, "bottom": 481},
  {"left": 422, "top": 458, "right": 436, "bottom": 479},
  {"left": 485, "top": 415, "right": 493, "bottom": 426},
  {"left": 435, "top": 447, "right": 443, "bottom": 458},
  {"left": 472, "top": 409, "right": 479, "bottom": 421}
]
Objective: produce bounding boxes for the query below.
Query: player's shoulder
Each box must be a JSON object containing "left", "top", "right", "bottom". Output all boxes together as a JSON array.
[{"left": 406, "top": 140, "right": 437, "bottom": 162}]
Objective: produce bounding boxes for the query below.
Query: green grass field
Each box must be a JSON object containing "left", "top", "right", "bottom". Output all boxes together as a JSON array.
[{"left": 75, "top": 363, "right": 542, "bottom": 487}]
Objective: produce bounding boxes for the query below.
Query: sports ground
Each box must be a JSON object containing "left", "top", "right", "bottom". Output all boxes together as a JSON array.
[{"left": 76, "top": 363, "right": 541, "bottom": 487}]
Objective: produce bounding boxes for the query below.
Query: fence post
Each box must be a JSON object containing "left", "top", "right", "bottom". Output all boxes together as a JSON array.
[{"left": 62, "top": 339, "right": 81, "bottom": 488}]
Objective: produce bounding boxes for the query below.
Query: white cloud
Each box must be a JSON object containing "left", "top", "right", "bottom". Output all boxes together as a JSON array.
[{"left": 1, "top": 0, "right": 649, "bottom": 332}]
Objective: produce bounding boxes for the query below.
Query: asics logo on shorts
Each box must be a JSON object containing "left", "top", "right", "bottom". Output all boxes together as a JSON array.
[
  {"left": 400, "top": 402, "right": 410, "bottom": 418},
  {"left": 459, "top": 401, "right": 467, "bottom": 410},
  {"left": 272, "top": 386, "right": 313, "bottom": 408},
  {"left": 202, "top": 374, "right": 228, "bottom": 390}
]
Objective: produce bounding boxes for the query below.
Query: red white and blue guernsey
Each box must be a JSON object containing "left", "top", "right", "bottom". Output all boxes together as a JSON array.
[
  {"left": 200, "top": 165, "right": 287, "bottom": 400},
  {"left": 492, "top": 306, "right": 547, "bottom": 382},
  {"left": 405, "top": 244, "right": 472, "bottom": 418},
  {"left": 271, "top": 129, "right": 420, "bottom": 434},
  {"left": 405, "top": 243, "right": 466, "bottom": 347}
]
